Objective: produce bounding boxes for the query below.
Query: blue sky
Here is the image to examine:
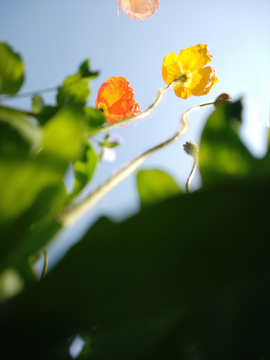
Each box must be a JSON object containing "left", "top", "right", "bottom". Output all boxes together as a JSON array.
[{"left": 1, "top": 0, "right": 269, "bottom": 266}]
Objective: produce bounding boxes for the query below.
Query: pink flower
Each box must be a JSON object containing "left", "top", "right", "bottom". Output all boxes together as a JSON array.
[{"left": 117, "top": 0, "right": 160, "bottom": 20}]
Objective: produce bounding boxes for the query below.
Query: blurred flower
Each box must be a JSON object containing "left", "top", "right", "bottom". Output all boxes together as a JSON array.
[
  {"left": 95, "top": 77, "right": 140, "bottom": 125},
  {"left": 117, "top": 0, "right": 160, "bottom": 20},
  {"left": 101, "top": 148, "right": 117, "bottom": 162},
  {"left": 162, "top": 44, "right": 218, "bottom": 99},
  {"left": 100, "top": 134, "right": 123, "bottom": 162}
]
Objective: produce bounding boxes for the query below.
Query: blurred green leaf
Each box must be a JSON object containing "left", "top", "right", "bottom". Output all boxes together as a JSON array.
[
  {"left": 1, "top": 178, "right": 269, "bottom": 359},
  {"left": 36, "top": 105, "right": 59, "bottom": 126},
  {"left": 42, "top": 106, "right": 85, "bottom": 163},
  {"left": 31, "top": 94, "right": 44, "bottom": 113},
  {"left": 79, "top": 59, "right": 99, "bottom": 79},
  {"left": 0, "top": 106, "right": 86, "bottom": 278},
  {"left": 57, "top": 60, "right": 98, "bottom": 108},
  {"left": 0, "top": 106, "right": 84, "bottom": 224},
  {"left": 72, "top": 140, "right": 99, "bottom": 196},
  {"left": 0, "top": 105, "right": 42, "bottom": 150},
  {"left": 137, "top": 169, "right": 182, "bottom": 208},
  {"left": 0, "top": 42, "right": 24, "bottom": 95},
  {"left": 84, "top": 107, "right": 106, "bottom": 130},
  {"left": 199, "top": 99, "right": 270, "bottom": 187}
]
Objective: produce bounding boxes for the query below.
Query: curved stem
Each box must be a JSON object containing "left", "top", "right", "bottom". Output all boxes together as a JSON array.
[
  {"left": 0, "top": 104, "right": 40, "bottom": 118},
  {"left": 41, "top": 248, "right": 48, "bottom": 279},
  {"left": 186, "top": 154, "right": 198, "bottom": 193},
  {"left": 0, "top": 86, "right": 58, "bottom": 103},
  {"left": 91, "top": 78, "right": 186, "bottom": 135},
  {"left": 60, "top": 102, "right": 213, "bottom": 227}
]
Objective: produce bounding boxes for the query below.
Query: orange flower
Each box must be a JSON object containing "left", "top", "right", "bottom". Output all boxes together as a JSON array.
[
  {"left": 117, "top": 0, "right": 160, "bottom": 20},
  {"left": 162, "top": 44, "right": 218, "bottom": 99},
  {"left": 95, "top": 77, "right": 140, "bottom": 125}
]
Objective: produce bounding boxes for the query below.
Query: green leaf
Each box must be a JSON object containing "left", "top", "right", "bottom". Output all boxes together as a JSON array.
[
  {"left": 56, "top": 60, "right": 98, "bottom": 108},
  {"left": 0, "top": 106, "right": 86, "bottom": 277},
  {"left": 79, "top": 59, "right": 99, "bottom": 79},
  {"left": 137, "top": 169, "right": 182, "bottom": 208},
  {"left": 0, "top": 178, "right": 269, "bottom": 359},
  {"left": 199, "top": 99, "right": 270, "bottom": 187},
  {"left": 0, "top": 106, "right": 84, "bottom": 225},
  {"left": 42, "top": 106, "right": 85, "bottom": 163},
  {"left": 31, "top": 94, "right": 44, "bottom": 113},
  {"left": 84, "top": 107, "right": 106, "bottom": 130},
  {"left": 0, "top": 105, "right": 42, "bottom": 151},
  {"left": 72, "top": 140, "right": 99, "bottom": 196},
  {"left": 0, "top": 42, "right": 24, "bottom": 95},
  {"left": 35, "top": 105, "right": 59, "bottom": 126}
]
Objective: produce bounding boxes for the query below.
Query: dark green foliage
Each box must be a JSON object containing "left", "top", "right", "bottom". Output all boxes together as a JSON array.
[
  {"left": 0, "top": 179, "right": 269, "bottom": 359},
  {"left": 137, "top": 169, "right": 182, "bottom": 208},
  {"left": 0, "top": 42, "right": 24, "bottom": 95},
  {"left": 199, "top": 99, "right": 270, "bottom": 186}
]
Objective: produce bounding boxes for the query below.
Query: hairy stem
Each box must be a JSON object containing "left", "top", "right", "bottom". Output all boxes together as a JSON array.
[
  {"left": 60, "top": 102, "right": 213, "bottom": 227},
  {"left": 0, "top": 86, "right": 59, "bottom": 102},
  {"left": 41, "top": 248, "right": 48, "bottom": 279},
  {"left": 186, "top": 154, "right": 198, "bottom": 193}
]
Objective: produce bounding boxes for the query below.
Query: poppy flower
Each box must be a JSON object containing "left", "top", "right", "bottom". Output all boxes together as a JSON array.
[
  {"left": 162, "top": 44, "right": 218, "bottom": 99},
  {"left": 95, "top": 76, "right": 140, "bottom": 125},
  {"left": 117, "top": 0, "right": 160, "bottom": 20}
]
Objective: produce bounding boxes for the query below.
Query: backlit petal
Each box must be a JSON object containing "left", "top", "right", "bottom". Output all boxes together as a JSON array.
[
  {"left": 97, "top": 76, "right": 128, "bottom": 108},
  {"left": 178, "top": 44, "right": 213, "bottom": 73},
  {"left": 95, "top": 77, "right": 140, "bottom": 125},
  {"left": 117, "top": 0, "right": 160, "bottom": 20},
  {"left": 173, "top": 84, "right": 192, "bottom": 100},
  {"left": 162, "top": 52, "right": 182, "bottom": 85},
  {"left": 189, "top": 67, "right": 218, "bottom": 96}
]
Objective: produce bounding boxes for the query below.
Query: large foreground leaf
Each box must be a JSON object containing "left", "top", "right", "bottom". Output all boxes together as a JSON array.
[
  {"left": 199, "top": 100, "right": 270, "bottom": 187},
  {"left": 137, "top": 169, "right": 182, "bottom": 208},
  {"left": 0, "top": 178, "right": 269, "bottom": 359}
]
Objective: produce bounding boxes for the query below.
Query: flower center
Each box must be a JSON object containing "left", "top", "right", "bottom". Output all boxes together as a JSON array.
[
  {"left": 97, "top": 102, "right": 109, "bottom": 117},
  {"left": 175, "top": 70, "right": 192, "bottom": 88}
]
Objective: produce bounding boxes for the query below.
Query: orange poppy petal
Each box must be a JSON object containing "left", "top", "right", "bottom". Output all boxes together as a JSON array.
[
  {"left": 177, "top": 44, "right": 213, "bottom": 73},
  {"left": 97, "top": 76, "right": 129, "bottom": 108},
  {"left": 117, "top": 0, "right": 160, "bottom": 20},
  {"left": 189, "top": 67, "right": 218, "bottom": 96},
  {"left": 96, "top": 76, "right": 140, "bottom": 125},
  {"left": 162, "top": 52, "right": 182, "bottom": 85}
]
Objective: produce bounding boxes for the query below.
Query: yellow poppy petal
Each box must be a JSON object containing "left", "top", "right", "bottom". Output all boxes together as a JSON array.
[
  {"left": 117, "top": 0, "right": 160, "bottom": 20},
  {"left": 162, "top": 52, "right": 182, "bottom": 85},
  {"left": 189, "top": 67, "right": 218, "bottom": 96},
  {"left": 177, "top": 44, "right": 213, "bottom": 73},
  {"left": 173, "top": 84, "right": 192, "bottom": 100}
]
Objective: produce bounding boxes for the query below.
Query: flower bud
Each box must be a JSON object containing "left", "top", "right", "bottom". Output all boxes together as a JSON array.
[
  {"left": 183, "top": 141, "right": 199, "bottom": 157},
  {"left": 214, "top": 92, "right": 231, "bottom": 107}
]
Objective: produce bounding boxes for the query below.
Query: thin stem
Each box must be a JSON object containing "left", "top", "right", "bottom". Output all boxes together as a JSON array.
[
  {"left": 0, "top": 104, "right": 39, "bottom": 118},
  {"left": 41, "top": 248, "right": 48, "bottom": 279},
  {"left": 186, "top": 154, "right": 198, "bottom": 194},
  {"left": 91, "top": 77, "right": 186, "bottom": 135},
  {"left": 60, "top": 102, "right": 213, "bottom": 227},
  {"left": 0, "top": 86, "right": 58, "bottom": 102}
]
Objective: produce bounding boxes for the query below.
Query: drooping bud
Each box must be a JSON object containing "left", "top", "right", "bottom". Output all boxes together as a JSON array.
[
  {"left": 183, "top": 141, "right": 199, "bottom": 158},
  {"left": 214, "top": 92, "right": 231, "bottom": 107}
]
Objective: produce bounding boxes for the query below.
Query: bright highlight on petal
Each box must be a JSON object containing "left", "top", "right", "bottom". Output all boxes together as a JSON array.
[
  {"left": 162, "top": 44, "right": 218, "bottom": 99},
  {"left": 117, "top": 0, "right": 160, "bottom": 20},
  {"left": 95, "top": 77, "right": 140, "bottom": 125}
]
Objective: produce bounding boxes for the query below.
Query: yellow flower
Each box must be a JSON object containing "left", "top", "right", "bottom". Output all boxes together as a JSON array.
[{"left": 162, "top": 44, "right": 218, "bottom": 99}]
